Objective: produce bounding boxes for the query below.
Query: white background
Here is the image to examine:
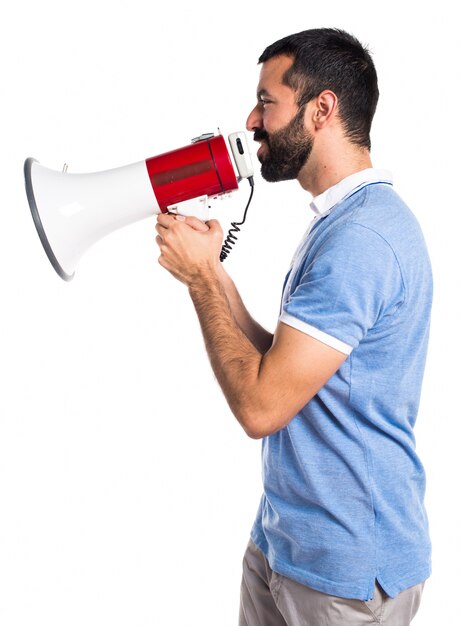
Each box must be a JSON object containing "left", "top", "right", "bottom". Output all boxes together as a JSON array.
[{"left": 0, "top": 1, "right": 458, "bottom": 624}]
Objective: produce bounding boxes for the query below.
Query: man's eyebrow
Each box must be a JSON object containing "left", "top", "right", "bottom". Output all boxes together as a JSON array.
[{"left": 257, "top": 88, "right": 272, "bottom": 99}]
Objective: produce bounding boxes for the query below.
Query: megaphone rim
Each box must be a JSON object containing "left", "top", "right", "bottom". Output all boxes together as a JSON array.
[{"left": 24, "top": 157, "right": 75, "bottom": 282}]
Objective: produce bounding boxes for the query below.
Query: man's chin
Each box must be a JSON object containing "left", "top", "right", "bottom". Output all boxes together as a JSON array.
[
  {"left": 260, "top": 163, "right": 282, "bottom": 183},
  {"left": 260, "top": 160, "right": 302, "bottom": 183}
]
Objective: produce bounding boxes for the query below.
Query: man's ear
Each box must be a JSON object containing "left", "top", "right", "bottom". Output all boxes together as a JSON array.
[{"left": 309, "top": 90, "right": 338, "bottom": 129}]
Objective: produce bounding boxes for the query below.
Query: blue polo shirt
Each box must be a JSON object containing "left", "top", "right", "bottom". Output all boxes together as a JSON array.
[{"left": 251, "top": 169, "right": 432, "bottom": 601}]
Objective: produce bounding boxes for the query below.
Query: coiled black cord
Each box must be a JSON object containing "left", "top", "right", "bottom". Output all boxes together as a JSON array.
[{"left": 220, "top": 176, "right": 255, "bottom": 262}]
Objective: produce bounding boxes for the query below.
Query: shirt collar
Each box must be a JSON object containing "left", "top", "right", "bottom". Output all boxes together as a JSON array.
[{"left": 310, "top": 168, "right": 393, "bottom": 217}]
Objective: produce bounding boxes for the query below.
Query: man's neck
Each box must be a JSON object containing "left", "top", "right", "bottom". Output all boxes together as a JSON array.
[{"left": 298, "top": 143, "right": 373, "bottom": 197}]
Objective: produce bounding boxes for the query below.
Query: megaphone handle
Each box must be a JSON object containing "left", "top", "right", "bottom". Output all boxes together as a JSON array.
[{"left": 166, "top": 195, "right": 210, "bottom": 222}]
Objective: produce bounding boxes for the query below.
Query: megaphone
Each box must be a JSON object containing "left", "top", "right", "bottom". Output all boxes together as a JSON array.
[{"left": 24, "top": 131, "right": 254, "bottom": 281}]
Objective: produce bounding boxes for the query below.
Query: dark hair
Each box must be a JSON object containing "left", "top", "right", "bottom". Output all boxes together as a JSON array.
[{"left": 259, "top": 28, "right": 379, "bottom": 150}]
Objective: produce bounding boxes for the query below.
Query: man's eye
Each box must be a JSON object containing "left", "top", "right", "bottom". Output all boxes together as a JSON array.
[{"left": 260, "top": 99, "right": 272, "bottom": 107}]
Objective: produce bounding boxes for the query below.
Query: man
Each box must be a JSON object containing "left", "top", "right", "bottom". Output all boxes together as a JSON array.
[{"left": 156, "top": 28, "right": 432, "bottom": 626}]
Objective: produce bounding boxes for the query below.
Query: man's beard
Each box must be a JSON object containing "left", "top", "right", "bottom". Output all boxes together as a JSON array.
[{"left": 254, "top": 108, "right": 313, "bottom": 182}]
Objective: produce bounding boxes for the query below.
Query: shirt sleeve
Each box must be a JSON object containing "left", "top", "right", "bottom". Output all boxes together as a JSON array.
[{"left": 280, "top": 223, "right": 405, "bottom": 354}]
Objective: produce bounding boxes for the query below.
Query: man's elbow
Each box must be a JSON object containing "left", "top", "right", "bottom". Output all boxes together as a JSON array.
[
  {"left": 242, "top": 421, "right": 267, "bottom": 440},
  {"left": 234, "top": 404, "right": 287, "bottom": 440}
]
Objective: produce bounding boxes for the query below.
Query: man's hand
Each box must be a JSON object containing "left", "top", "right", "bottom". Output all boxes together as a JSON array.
[{"left": 155, "top": 214, "right": 223, "bottom": 285}]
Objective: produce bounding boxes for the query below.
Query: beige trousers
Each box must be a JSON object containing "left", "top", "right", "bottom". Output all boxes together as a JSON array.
[{"left": 239, "top": 539, "right": 424, "bottom": 626}]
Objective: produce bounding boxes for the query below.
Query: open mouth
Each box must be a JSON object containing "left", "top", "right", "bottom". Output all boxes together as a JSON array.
[{"left": 257, "top": 141, "right": 268, "bottom": 159}]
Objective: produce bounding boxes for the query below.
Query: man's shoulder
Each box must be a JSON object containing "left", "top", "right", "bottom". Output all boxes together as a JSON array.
[{"left": 325, "top": 184, "right": 428, "bottom": 258}]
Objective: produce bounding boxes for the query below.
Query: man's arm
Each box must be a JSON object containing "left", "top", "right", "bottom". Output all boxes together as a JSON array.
[
  {"left": 156, "top": 214, "right": 346, "bottom": 438},
  {"left": 188, "top": 272, "right": 346, "bottom": 438}
]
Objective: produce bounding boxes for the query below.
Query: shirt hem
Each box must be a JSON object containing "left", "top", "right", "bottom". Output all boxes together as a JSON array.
[
  {"left": 377, "top": 565, "right": 432, "bottom": 599},
  {"left": 250, "top": 529, "right": 431, "bottom": 601}
]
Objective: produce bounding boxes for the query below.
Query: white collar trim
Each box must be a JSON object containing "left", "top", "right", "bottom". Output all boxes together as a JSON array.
[{"left": 310, "top": 168, "right": 393, "bottom": 217}]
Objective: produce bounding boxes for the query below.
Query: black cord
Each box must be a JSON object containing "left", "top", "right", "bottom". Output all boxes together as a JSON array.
[{"left": 220, "top": 176, "right": 255, "bottom": 262}]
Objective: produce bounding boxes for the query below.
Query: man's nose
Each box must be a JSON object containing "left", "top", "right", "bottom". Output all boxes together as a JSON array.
[{"left": 246, "top": 104, "right": 262, "bottom": 132}]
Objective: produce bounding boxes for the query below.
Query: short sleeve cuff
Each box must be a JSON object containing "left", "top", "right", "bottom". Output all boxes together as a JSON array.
[{"left": 280, "top": 312, "right": 353, "bottom": 356}]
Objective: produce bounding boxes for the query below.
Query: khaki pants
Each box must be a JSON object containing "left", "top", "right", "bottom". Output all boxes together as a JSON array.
[{"left": 239, "top": 539, "right": 424, "bottom": 626}]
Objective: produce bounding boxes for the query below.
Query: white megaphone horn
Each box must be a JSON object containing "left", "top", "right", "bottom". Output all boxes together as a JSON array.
[{"left": 24, "top": 131, "right": 254, "bottom": 281}]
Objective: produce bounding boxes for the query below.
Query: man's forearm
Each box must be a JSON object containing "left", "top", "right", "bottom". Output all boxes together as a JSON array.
[
  {"left": 155, "top": 214, "right": 276, "bottom": 436},
  {"left": 188, "top": 271, "right": 265, "bottom": 436}
]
